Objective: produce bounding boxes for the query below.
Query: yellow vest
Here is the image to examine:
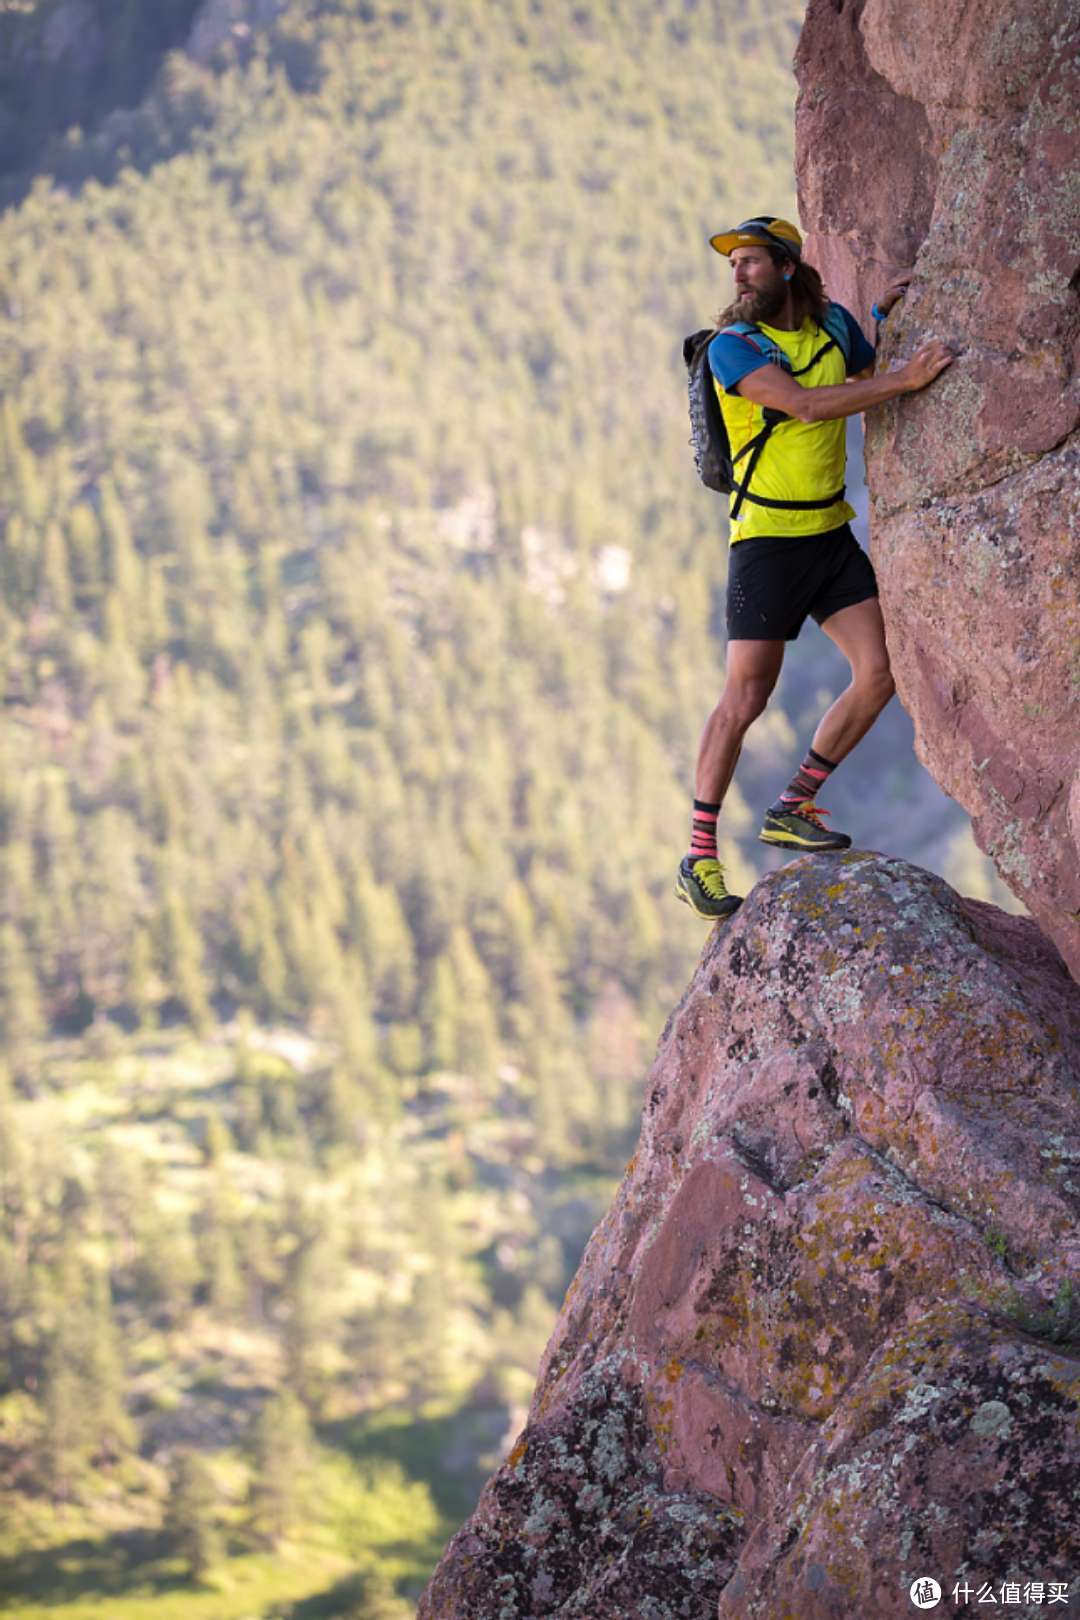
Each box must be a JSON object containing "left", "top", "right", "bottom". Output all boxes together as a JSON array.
[{"left": 717, "top": 318, "right": 855, "bottom": 544}]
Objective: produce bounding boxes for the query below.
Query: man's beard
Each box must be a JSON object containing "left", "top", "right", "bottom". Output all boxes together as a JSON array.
[{"left": 730, "top": 282, "right": 787, "bottom": 324}]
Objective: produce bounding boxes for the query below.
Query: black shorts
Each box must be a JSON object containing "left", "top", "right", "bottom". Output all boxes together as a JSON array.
[{"left": 725, "top": 524, "right": 878, "bottom": 642}]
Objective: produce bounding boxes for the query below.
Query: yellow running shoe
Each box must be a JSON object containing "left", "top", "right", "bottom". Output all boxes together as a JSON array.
[
  {"left": 759, "top": 801, "right": 851, "bottom": 851},
  {"left": 674, "top": 856, "right": 743, "bottom": 920}
]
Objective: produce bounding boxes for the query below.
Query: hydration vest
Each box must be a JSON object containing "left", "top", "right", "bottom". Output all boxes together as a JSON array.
[{"left": 684, "top": 303, "right": 853, "bottom": 518}]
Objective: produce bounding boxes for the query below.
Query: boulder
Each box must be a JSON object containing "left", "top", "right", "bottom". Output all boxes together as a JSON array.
[
  {"left": 419, "top": 854, "right": 1080, "bottom": 1618},
  {"left": 795, "top": 0, "right": 1080, "bottom": 979}
]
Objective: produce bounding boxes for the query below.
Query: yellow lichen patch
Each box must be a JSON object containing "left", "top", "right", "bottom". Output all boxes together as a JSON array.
[
  {"left": 795, "top": 900, "right": 829, "bottom": 920},
  {"left": 648, "top": 1391, "right": 676, "bottom": 1454},
  {"left": 507, "top": 1437, "right": 528, "bottom": 1469},
  {"left": 664, "top": 1357, "right": 685, "bottom": 1383},
  {"left": 825, "top": 883, "right": 847, "bottom": 900}
]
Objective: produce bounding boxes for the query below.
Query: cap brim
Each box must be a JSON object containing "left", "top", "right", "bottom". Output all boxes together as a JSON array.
[
  {"left": 710, "top": 230, "right": 771, "bottom": 257},
  {"left": 710, "top": 228, "right": 801, "bottom": 259}
]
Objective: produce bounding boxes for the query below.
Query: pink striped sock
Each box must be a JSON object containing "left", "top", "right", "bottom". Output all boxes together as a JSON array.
[
  {"left": 688, "top": 798, "right": 720, "bottom": 862},
  {"left": 773, "top": 747, "right": 837, "bottom": 812}
]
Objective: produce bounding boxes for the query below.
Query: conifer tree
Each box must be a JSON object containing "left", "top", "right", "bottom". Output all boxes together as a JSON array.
[
  {"left": 99, "top": 477, "right": 143, "bottom": 632},
  {"left": 157, "top": 882, "right": 212, "bottom": 1032},
  {"left": 198, "top": 1181, "right": 244, "bottom": 1320},
  {"left": 0, "top": 922, "right": 45, "bottom": 1061},
  {"left": 247, "top": 1390, "right": 313, "bottom": 1548},
  {"left": 127, "top": 925, "right": 158, "bottom": 1029},
  {"left": 239, "top": 878, "right": 290, "bottom": 1017},
  {"left": 447, "top": 926, "right": 500, "bottom": 1084},
  {"left": 134, "top": 1205, "right": 200, "bottom": 1325},
  {"left": 203, "top": 1108, "right": 234, "bottom": 1166},
  {"left": 422, "top": 953, "right": 459, "bottom": 1075},
  {"left": 85, "top": 1269, "right": 136, "bottom": 1464},
  {"left": 41, "top": 1329, "right": 90, "bottom": 1500},
  {"left": 164, "top": 1450, "right": 222, "bottom": 1582},
  {"left": 66, "top": 501, "right": 104, "bottom": 598},
  {"left": 281, "top": 1215, "right": 343, "bottom": 1408},
  {"left": 38, "top": 521, "right": 73, "bottom": 617},
  {"left": 0, "top": 1065, "right": 30, "bottom": 1262}
]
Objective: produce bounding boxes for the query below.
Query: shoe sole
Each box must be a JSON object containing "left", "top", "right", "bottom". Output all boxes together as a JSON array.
[
  {"left": 759, "top": 829, "right": 851, "bottom": 851},
  {"left": 674, "top": 879, "right": 743, "bottom": 921}
]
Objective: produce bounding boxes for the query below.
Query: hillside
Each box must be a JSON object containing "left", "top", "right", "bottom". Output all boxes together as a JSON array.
[{"left": 0, "top": 1, "right": 1014, "bottom": 1615}]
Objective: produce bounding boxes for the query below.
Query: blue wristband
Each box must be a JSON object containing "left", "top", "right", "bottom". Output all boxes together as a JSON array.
[{"left": 871, "top": 302, "right": 888, "bottom": 323}]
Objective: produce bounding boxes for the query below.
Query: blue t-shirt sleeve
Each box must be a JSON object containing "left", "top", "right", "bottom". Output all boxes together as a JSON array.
[
  {"left": 707, "top": 330, "right": 771, "bottom": 395},
  {"left": 837, "top": 305, "right": 876, "bottom": 374}
]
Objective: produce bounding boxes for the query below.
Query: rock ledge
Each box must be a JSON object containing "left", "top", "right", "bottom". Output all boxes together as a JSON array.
[{"left": 420, "top": 854, "right": 1080, "bottom": 1620}]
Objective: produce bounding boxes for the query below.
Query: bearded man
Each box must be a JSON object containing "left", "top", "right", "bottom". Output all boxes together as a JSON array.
[{"left": 675, "top": 215, "right": 954, "bottom": 921}]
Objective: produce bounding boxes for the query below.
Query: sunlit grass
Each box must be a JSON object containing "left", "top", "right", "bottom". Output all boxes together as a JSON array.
[
  {"left": 0, "top": 1443, "right": 444, "bottom": 1618},
  {"left": 5, "top": 1549, "right": 356, "bottom": 1620}
]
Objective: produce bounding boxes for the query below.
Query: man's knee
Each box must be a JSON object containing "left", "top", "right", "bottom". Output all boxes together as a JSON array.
[
  {"left": 858, "top": 663, "right": 895, "bottom": 712},
  {"left": 720, "top": 675, "right": 774, "bottom": 732}
]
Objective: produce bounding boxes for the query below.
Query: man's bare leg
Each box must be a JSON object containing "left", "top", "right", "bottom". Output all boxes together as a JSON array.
[
  {"left": 677, "top": 638, "right": 784, "bottom": 919},
  {"left": 811, "top": 597, "right": 895, "bottom": 764},
  {"left": 760, "top": 597, "right": 895, "bottom": 852},
  {"left": 695, "top": 638, "right": 785, "bottom": 803}
]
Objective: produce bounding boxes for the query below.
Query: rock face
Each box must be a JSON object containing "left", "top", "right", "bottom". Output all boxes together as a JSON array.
[
  {"left": 794, "top": 0, "right": 1080, "bottom": 979},
  {"left": 419, "top": 853, "right": 1080, "bottom": 1619}
]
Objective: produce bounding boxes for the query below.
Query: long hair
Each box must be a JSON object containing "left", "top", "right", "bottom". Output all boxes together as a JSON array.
[
  {"left": 786, "top": 256, "right": 829, "bottom": 326},
  {"left": 716, "top": 249, "right": 829, "bottom": 329}
]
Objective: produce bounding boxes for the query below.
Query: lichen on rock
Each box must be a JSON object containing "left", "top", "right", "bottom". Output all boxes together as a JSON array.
[{"left": 420, "top": 854, "right": 1080, "bottom": 1618}]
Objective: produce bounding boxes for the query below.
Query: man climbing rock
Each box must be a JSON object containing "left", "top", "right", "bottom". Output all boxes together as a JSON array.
[{"left": 676, "top": 215, "right": 954, "bottom": 921}]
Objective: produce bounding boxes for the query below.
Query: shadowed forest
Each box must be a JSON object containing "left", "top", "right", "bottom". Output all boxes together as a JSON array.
[{"left": 0, "top": 0, "right": 1013, "bottom": 1614}]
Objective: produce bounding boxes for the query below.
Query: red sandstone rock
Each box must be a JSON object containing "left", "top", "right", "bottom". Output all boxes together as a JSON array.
[
  {"left": 795, "top": 0, "right": 1080, "bottom": 979},
  {"left": 419, "top": 855, "right": 1080, "bottom": 1619}
]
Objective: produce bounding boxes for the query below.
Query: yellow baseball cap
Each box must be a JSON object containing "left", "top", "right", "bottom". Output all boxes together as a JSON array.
[{"left": 709, "top": 216, "right": 803, "bottom": 259}]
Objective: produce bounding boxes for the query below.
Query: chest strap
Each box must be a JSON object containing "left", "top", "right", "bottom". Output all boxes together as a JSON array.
[{"left": 739, "top": 485, "right": 847, "bottom": 511}]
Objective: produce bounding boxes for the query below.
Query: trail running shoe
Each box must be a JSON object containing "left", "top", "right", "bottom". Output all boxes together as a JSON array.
[
  {"left": 674, "top": 856, "right": 743, "bottom": 921},
  {"left": 759, "top": 801, "right": 852, "bottom": 851}
]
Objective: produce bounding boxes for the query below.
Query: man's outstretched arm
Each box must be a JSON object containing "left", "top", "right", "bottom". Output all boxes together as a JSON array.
[{"left": 736, "top": 340, "right": 954, "bottom": 423}]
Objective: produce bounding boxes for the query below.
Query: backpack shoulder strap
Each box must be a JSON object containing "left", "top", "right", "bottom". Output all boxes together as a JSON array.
[
  {"left": 821, "top": 302, "right": 854, "bottom": 364},
  {"left": 722, "top": 320, "right": 765, "bottom": 341},
  {"left": 787, "top": 308, "right": 852, "bottom": 379},
  {"left": 719, "top": 321, "right": 790, "bottom": 372}
]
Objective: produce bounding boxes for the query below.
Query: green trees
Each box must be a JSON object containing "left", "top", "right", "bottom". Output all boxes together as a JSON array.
[
  {"left": 164, "top": 1449, "right": 223, "bottom": 1582},
  {"left": 0, "top": 923, "right": 44, "bottom": 1066},
  {"left": 248, "top": 1391, "right": 313, "bottom": 1549},
  {"left": 0, "top": 0, "right": 823, "bottom": 1082},
  {"left": 38, "top": 1246, "right": 134, "bottom": 1499}
]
